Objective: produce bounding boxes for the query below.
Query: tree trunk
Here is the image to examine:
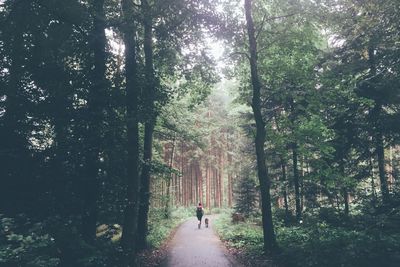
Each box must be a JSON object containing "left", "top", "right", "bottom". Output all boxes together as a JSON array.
[
  {"left": 81, "top": 0, "right": 107, "bottom": 243},
  {"left": 343, "top": 188, "right": 349, "bottom": 215},
  {"left": 137, "top": 0, "right": 157, "bottom": 251},
  {"left": 227, "top": 138, "right": 233, "bottom": 207},
  {"left": 136, "top": 122, "right": 154, "bottom": 250},
  {"left": 219, "top": 149, "right": 224, "bottom": 207},
  {"left": 367, "top": 45, "right": 389, "bottom": 204},
  {"left": 369, "top": 156, "right": 377, "bottom": 202},
  {"left": 120, "top": 0, "right": 141, "bottom": 258},
  {"left": 206, "top": 163, "right": 210, "bottom": 209},
  {"left": 337, "top": 147, "right": 349, "bottom": 216},
  {"left": 244, "top": 0, "right": 277, "bottom": 252},
  {"left": 180, "top": 142, "right": 184, "bottom": 205},
  {"left": 165, "top": 136, "right": 176, "bottom": 217},
  {"left": 281, "top": 161, "right": 290, "bottom": 224},
  {"left": 292, "top": 141, "right": 301, "bottom": 221},
  {"left": 214, "top": 168, "right": 218, "bottom": 207},
  {"left": 374, "top": 104, "right": 389, "bottom": 204}
]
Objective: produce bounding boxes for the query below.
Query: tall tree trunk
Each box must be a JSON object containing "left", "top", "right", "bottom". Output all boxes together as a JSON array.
[
  {"left": 343, "top": 188, "right": 349, "bottom": 215},
  {"left": 199, "top": 162, "right": 204, "bottom": 204},
  {"left": 136, "top": 122, "right": 154, "bottom": 249},
  {"left": 367, "top": 45, "right": 389, "bottom": 204},
  {"left": 289, "top": 98, "right": 301, "bottom": 221},
  {"left": 337, "top": 142, "right": 350, "bottom": 216},
  {"left": 214, "top": 168, "right": 218, "bottom": 207},
  {"left": 81, "top": 0, "right": 107, "bottom": 242},
  {"left": 374, "top": 104, "right": 389, "bottom": 204},
  {"left": 206, "top": 163, "right": 210, "bottom": 209},
  {"left": 244, "top": 0, "right": 277, "bottom": 252},
  {"left": 227, "top": 138, "right": 233, "bottom": 207},
  {"left": 281, "top": 160, "right": 290, "bottom": 224},
  {"left": 190, "top": 162, "right": 194, "bottom": 204},
  {"left": 120, "top": 0, "right": 140, "bottom": 258},
  {"left": 165, "top": 136, "right": 176, "bottom": 217},
  {"left": 180, "top": 142, "right": 184, "bottom": 205},
  {"left": 219, "top": 149, "right": 224, "bottom": 207},
  {"left": 369, "top": 156, "right": 377, "bottom": 202},
  {"left": 292, "top": 141, "right": 301, "bottom": 221},
  {"left": 137, "top": 0, "right": 157, "bottom": 251}
]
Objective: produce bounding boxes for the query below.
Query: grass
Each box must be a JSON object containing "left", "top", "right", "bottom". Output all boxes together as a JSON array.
[{"left": 146, "top": 206, "right": 194, "bottom": 248}]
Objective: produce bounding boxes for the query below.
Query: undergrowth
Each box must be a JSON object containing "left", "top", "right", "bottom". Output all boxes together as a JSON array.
[
  {"left": 146, "top": 206, "right": 193, "bottom": 248},
  {"left": 214, "top": 206, "right": 400, "bottom": 267}
]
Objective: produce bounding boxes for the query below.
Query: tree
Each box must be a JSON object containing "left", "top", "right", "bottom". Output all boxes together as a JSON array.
[
  {"left": 244, "top": 0, "right": 277, "bottom": 252},
  {"left": 136, "top": 0, "right": 157, "bottom": 250},
  {"left": 81, "top": 0, "right": 108, "bottom": 243},
  {"left": 234, "top": 167, "right": 258, "bottom": 217},
  {"left": 323, "top": 0, "right": 400, "bottom": 205},
  {"left": 120, "top": 0, "right": 141, "bottom": 258}
]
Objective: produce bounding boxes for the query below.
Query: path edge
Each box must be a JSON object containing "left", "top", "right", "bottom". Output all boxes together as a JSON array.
[{"left": 137, "top": 217, "right": 192, "bottom": 267}]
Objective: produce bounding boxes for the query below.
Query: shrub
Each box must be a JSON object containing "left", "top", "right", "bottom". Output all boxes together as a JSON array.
[
  {"left": 0, "top": 214, "right": 60, "bottom": 267},
  {"left": 276, "top": 224, "right": 400, "bottom": 267}
]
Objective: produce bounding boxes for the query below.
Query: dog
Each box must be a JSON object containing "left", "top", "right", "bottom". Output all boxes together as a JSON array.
[{"left": 205, "top": 218, "right": 209, "bottom": 228}]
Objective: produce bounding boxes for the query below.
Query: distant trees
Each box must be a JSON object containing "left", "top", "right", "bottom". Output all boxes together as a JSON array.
[{"left": 152, "top": 86, "right": 237, "bottom": 212}]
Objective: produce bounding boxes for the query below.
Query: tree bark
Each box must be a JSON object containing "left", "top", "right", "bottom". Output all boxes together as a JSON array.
[
  {"left": 292, "top": 141, "right": 301, "bottom": 221},
  {"left": 374, "top": 104, "right": 390, "bottom": 204},
  {"left": 227, "top": 137, "right": 233, "bottom": 207},
  {"left": 281, "top": 160, "right": 290, "bottom": 224},
  {"left": 164, "top": 135, "right": 176, "bottom": 217},
  {"left": 206, "top": 163, "right": 210, "bottom": 209},
  {"left": 120, "top": 0, "right": 141, "bottom": 257},
  {"left": 137, "top": 0, "right": 157, "bottom": 251},
  {"left": 244, "top": 0, "right": 277, "bottom": 252},
  {"left": 81, "top": 0, "right": 107, "bottom": 243},
  {"left": 368, "top": 45, "right": 389, "bottom": 204}
]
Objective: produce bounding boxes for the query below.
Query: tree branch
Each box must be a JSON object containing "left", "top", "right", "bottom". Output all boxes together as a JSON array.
[
  {"left": 229, "top": 51, "right": 250, "bottom": 60},
  {"left": 256, "top": 12, "right": 299, "bottom": 40}
]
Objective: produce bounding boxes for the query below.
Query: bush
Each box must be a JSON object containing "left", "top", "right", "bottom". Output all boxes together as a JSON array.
[
  {"left": 214, "top": 212, "right": 263, "bottom": 251},
  {"left": 276, "top": 223, "right": 400, "bottom": 267},
  {"left": 0, "top": 214, "right": 60, "bottom": 267},
  {"left": 146, "top": 207, "right": 193, "bottom": 249},
  {"left": 273, "top": 208, "right": 296, "bottom": 225},
  {"left": 214, "top": 209, "right": 400, "bottom": 267}
]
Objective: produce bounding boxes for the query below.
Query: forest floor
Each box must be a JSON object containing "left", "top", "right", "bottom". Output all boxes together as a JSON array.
[{"left": 156, "top": 214, "right": 242, "bottom": 267}]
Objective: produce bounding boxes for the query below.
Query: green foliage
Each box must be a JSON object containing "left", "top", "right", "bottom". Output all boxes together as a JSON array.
[
  {"left": 234, "top": 167, "right": 259, "bottom": 217},
  {"left": 209, "top": 208, "right": 224, "bottom": 215},
  {"left": 216, "top": 205, "right": 400, "bottom": 267},
  {"left": 146, "top": 207, "right": 193, "bottom": 249},
  {"left": 0, "top": 215, "right": 60, "bottom": 267},
  {"left": 214, "top": 212, "right": 264, "bottom": 255},
  {"left": 277, "top": 223, "right": 400, "bottom": 267}
]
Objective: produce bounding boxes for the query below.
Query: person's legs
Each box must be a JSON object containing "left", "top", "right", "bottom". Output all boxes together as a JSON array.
[{"left": 197, "top": 216, "right": 202, "bottom": 229}]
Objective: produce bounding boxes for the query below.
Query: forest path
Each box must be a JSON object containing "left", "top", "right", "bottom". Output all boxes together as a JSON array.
[{"left": 161, "top": 214, "right": 242, "bottom": 267}]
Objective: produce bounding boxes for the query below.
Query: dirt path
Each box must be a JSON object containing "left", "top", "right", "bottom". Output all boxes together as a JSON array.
[{"left": 161, "top": 215, "right": 241, "bottom": 267}]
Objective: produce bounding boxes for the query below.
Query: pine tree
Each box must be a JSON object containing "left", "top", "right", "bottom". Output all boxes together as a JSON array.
[{"left": 234, "top": 167, "right": 258, "bottom": 217}]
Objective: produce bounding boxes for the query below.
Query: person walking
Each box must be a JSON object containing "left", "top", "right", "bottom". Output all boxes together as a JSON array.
[{"left": 196, "top": 203, "right": 204, "bottom": 229}]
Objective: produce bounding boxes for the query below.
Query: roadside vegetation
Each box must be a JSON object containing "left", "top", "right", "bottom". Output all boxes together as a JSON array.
[{"left": 215, "top": 201, "right": 400, "bottom": 267}]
